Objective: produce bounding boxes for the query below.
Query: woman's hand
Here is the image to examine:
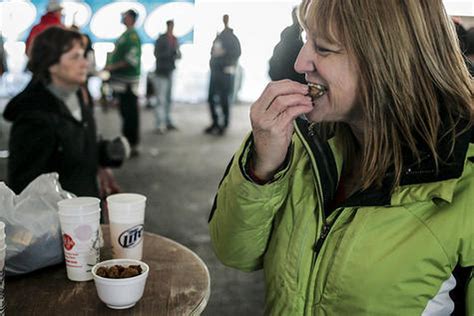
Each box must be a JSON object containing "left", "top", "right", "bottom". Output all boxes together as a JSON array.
[
  {"left": 98, "top": 167, "right": 121, "bottom": 199},
  {"left": 250, "top": 80, "right": 313, "bottom": 181}
]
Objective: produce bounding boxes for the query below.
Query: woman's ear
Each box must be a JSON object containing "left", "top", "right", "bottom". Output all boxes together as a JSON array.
[{"left": 49, "top": 63, "right": 59, "bottom": 75}]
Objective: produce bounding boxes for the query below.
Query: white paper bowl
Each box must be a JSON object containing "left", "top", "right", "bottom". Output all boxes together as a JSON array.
[{"left": 92, "top": 259, "right": 149, "bottom": 309}]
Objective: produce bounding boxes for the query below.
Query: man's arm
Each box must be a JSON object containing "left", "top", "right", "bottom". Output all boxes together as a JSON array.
[{"left": 104, "top": 60, "right": 129, "bottom": 72}]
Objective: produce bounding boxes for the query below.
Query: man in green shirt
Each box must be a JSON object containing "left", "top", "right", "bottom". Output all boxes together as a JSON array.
[{"left": 105, "top": 9, "right": 142, "bottom": 156}]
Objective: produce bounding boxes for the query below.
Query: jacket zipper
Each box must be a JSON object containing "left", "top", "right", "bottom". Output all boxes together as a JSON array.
[
  {"left": 305, "top": 207, "right": 344, "bottom": 314},
  {"left": 312, "top": 208, "right": 344, "bottom": 253},
  {"left": 305, "top": 123, "right": 339, "bottom": 255},
  {"left": 296, "top": 121, "right": 342, "bottom": 311},
  {"left": 312, "top": 222, "right": 330, "bottom": 253}
]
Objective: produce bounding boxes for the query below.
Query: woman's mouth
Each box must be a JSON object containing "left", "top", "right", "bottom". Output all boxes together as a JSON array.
[{"left": 307, "top": 82, "right": 328, "bottom": 101}]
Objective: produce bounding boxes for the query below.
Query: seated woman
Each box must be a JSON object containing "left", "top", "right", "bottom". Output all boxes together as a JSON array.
[{"left": 3, "top": 26, "right": 127, "bottom": 197}]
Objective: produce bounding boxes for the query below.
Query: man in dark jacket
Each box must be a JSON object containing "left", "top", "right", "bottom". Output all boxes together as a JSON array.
[
  {"left": 268, "top": 8, "right": 305, "bottom": 84},
  {"left": 152, "top": 20, "right": 181, "bottom": 132},
  {"left": 205, "top": 14, "right": 241, "bottom": 135}
]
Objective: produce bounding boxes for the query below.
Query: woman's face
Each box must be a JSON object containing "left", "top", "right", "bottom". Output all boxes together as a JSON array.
[
  {"left": 49, "top": 41, "right": 88, "bottom": 88},
  {"left": 294, "top": 29, "right": 362, "bottom": 124}
]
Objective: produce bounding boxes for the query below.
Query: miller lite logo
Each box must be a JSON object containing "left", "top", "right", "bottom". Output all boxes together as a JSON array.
[{"left": 118, "top": 225, "right": 144, "bottom": 248}]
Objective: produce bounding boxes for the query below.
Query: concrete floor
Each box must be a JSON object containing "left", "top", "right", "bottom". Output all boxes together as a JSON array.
[{"left": 0, "top": 102, "right": 265, "bottom": 315}]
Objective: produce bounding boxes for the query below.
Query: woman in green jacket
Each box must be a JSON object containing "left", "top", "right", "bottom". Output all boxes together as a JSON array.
[{"left": 209, "top": 0, "right": 474, "bottom": 314}]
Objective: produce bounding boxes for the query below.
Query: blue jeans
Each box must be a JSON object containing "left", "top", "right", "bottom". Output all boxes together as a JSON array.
[
  {"left": 208, "top": 70, "right": 234, "bottom": 128},
  {"left": 151, "top": 73, "right": 173, "bottom": 128}
]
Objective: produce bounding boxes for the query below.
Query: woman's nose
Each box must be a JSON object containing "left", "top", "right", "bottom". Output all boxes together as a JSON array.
[{"left": 294, "top": 41, "right": 315, "bottom": 75}]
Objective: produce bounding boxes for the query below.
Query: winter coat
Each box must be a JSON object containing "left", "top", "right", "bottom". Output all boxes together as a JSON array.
[
  {"left": 209, "top": 117, "right": 474, "bottom": 315},
  {"left": 3, "top": 80, "right": 100, "bottom": 197},
  {"left": 210, "top": 28, "right": 241, "bottom": 72}
]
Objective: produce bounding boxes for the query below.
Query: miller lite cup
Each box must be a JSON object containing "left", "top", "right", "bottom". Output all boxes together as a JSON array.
[
  {"left": 106, "top": 193, "right": 146, "bottom": 260},
  {"left": 58, "top": 197, "right": 101, "bottom": 281}
]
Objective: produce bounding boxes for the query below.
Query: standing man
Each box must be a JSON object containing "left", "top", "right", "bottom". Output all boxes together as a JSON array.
[
  {"left": 152, "top": 20, "right": 181, "bottom": 133},
  {"left": 105, "top": 9, "right": 142, "bottom": 156},
  {"left": 205, "top": 14, "right": 241, "bottom": 135},
  {"left": 25, "top": 0, "right": 63, "bottom": 57}
]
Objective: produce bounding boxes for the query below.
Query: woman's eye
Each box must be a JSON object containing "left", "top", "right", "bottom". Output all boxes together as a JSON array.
[{"left": 315, "top": 45, "right": 332, "bottom": 54}]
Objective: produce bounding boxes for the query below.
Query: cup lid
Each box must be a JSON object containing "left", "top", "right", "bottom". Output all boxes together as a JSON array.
[
  {"left": 58, "top": 197, "right": 100, "bottom": 213},
  {"left": 106, "top": 193, "right": 146, "bottom": 206}
]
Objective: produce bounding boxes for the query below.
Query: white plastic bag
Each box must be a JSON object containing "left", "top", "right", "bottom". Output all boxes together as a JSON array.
[{"left": 0, "top": 173, "right": 74, "bottom": 275}]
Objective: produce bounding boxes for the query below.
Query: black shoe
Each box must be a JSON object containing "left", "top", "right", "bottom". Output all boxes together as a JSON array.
[
  {"left": 130, "top": 147, "right": 140, "bottom": 157},
  {"left": 204, "top": 125, "right": 218, "bottom": 134},
  {"left": 154, "top": 127, "right": 165, "bottom": 135},
  {"left": 166, "top": 124, "right": 178, "bottom": 131},
  {"left": 216, "top": 126, "right": 225, "bottom": 135}
]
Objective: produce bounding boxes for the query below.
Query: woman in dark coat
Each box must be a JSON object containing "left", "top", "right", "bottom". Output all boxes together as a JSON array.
[{"left": 3, "top": 27, "right": 126, "bottom": 197}]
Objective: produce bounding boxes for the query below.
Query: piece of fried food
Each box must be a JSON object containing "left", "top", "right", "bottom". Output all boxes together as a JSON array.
[
  {"left": 96, "top": 264, "right": 143, "bottom": 278},
  {"left": 307, "top": 82, "right": 327, "bottom": 101}
]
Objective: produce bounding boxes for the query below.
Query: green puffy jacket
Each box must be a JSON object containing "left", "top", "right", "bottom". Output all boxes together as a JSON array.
[{"left": 209, "top": 118, "right": 474, "bottom": 315}]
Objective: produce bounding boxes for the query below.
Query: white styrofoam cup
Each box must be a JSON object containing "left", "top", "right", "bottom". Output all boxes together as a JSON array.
[{"left": 58, "top": 197, "right": 101, "bottom": 281}]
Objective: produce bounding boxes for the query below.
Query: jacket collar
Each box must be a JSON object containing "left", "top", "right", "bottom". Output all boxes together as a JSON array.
[
  {"left": 295, "top": 117, "right": 473, "bottom": 207},
  {"left": 3, "top": 79, "right": 84, "bottom": 123},
  {"left": 294, "top": 118, "right": 341, "bottom": 211}
]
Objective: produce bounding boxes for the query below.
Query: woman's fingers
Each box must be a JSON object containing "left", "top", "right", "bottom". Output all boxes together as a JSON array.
[
  {"left": 265, "top": 94, "right": 313, "bottom": 119},
  {"left": 251, "top": 93, "right": 312, "bottom": 130},
  {"left": 248, "top": 80, "right": 312, "bottom": 179},
  {"left": 254, "top": 80, "right": 308, "bottom": 113},
  {"left": 276, "top": 103, "right": 313, "bottom": 128}
]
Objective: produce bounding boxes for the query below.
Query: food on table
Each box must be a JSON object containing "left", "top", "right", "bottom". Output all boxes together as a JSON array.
[{"left": 96, "top": 264, "right": 143, "bottom": 278}]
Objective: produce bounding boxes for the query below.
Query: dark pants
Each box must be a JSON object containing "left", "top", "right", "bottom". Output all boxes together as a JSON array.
[
  {"left": 118, "top": 86, "right": 139, "bottom": 147},
  {"left": 208, "top": 70, "right": 234, "bottom": 128}
]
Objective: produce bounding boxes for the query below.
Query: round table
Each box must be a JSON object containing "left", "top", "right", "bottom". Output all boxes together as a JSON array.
[{"left": 6, "top": 225, "right": 210, "bottom": 315}]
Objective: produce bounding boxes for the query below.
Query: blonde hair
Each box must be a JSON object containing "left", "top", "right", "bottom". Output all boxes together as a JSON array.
[{"left": 299, "top": 0, "right": 473, "bottom": 189}]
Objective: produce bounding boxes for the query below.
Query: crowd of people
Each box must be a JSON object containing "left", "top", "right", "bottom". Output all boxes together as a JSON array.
[
  {"left": 0, "top": 0, "right": 473, "bottom": 313},
  {"left": 1, "top": 2, "right": 243, "bottom": 199}
]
